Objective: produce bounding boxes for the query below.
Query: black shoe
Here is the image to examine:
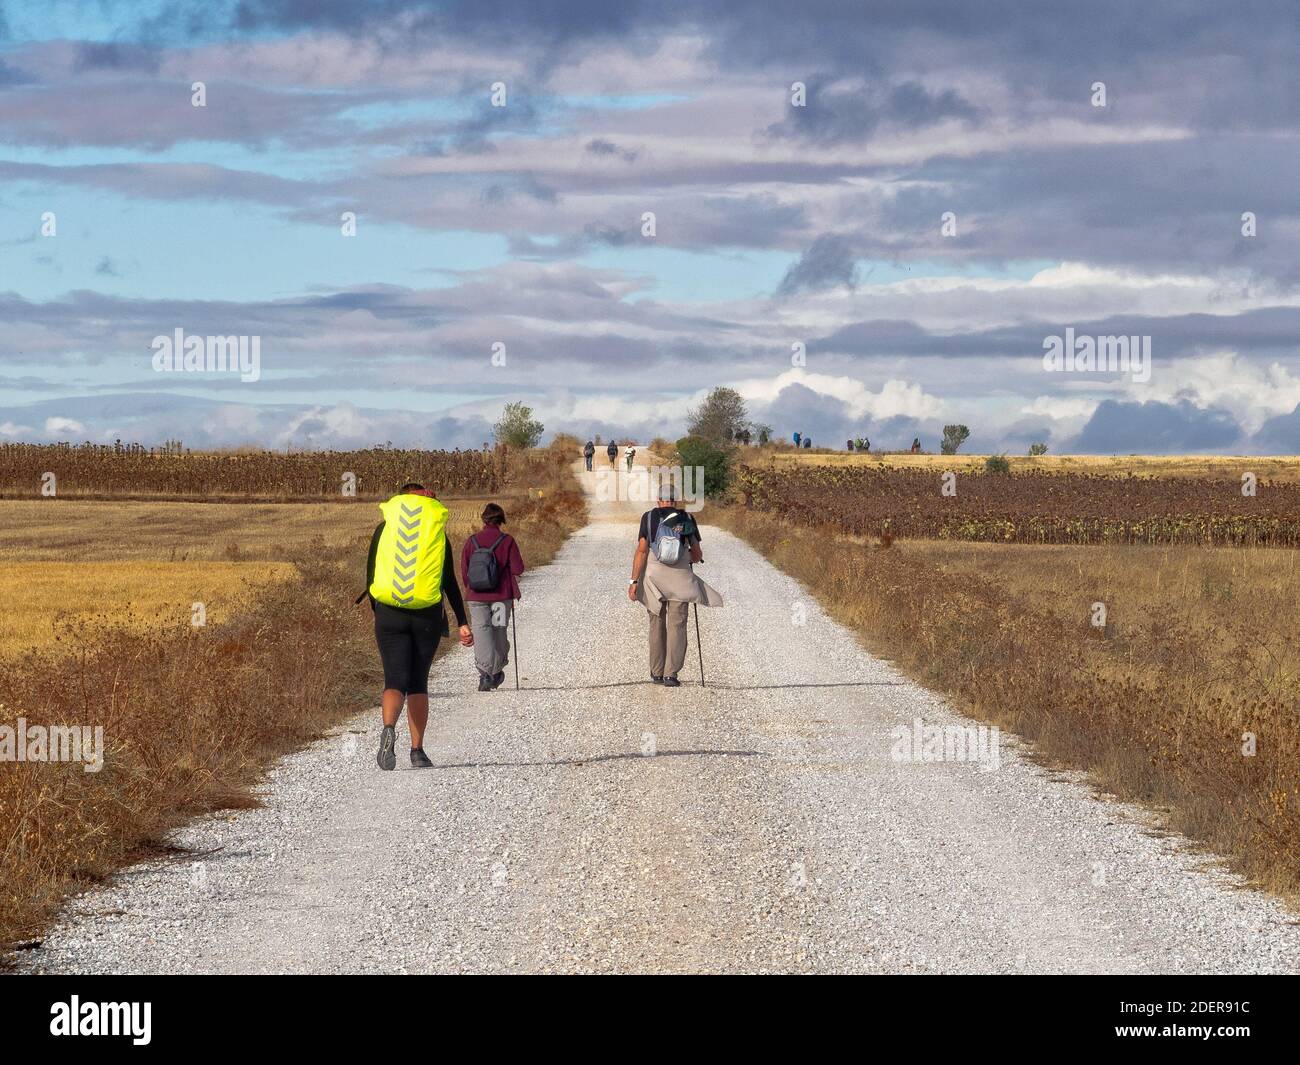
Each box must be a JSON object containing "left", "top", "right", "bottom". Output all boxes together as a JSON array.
[
  {"left": 410, "top": 747, "right": 433, "bottom": 769},
  {"left": 492, "top": 671, "right": 505, "bottom": 689},
  {"left": 376, "top": 725, "right": 397, "bottom": 770},
  {"left": 478, "top": 673, "right": 492, "bottom": 692},
  {"left": 662, "top": 675, "right": 681, "bottom": 688},
  {"left": 651, "top": 675, "right": 663, "bottom": 684}
]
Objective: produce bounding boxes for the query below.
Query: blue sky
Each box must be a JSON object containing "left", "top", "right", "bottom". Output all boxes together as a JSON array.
[{"left": 4, "top": 1, "right": 1300, "bottom": 452}]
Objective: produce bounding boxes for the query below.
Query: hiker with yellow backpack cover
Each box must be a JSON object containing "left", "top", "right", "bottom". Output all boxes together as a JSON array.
[{"left": 359, "top": 483, "right": 472, "bottom": 770}]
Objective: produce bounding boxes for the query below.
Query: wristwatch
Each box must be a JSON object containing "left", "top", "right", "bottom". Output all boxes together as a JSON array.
[{"left": 628, "top": 578, "right": 638, "bottom": 586}]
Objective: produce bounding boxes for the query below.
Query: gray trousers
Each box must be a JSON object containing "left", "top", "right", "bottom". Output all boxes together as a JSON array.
[
  {"left": 468, "top": 600, "right": 512, "bottom": 677},
  {"left": 648, "top": 600, "right": 689, "bottom": 679}
]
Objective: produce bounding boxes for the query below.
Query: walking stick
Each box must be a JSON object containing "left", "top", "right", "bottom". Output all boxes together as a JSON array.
[
  {"left": 511, "top": 601, "right": 520, "bottom": 690},
  {"left": 694, "top": 602, "right": 705, "bottom": 687}
]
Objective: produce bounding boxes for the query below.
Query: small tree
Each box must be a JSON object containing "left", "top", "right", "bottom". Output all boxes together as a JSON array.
[
  {"left": 493, "top": 402, "right": 544, "bottom": 448},
  {"left": 1028, "top": 442, "right": 1048, "bottom": 456},
  {"left": 687, "top": 386, "right": 749, "bottom": 446},
  {"left": 940, "top": 424, "right": 970, "bottom": 455},
  {"left": 984, "top": 454, "right": 1011, "bottom": 474}
]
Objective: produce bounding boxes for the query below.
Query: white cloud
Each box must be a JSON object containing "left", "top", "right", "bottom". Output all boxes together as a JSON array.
[
  {"left": 1123, "top": 352, "right": 1300, "bottom": 434},
  {"left": 42, "top": 416, "right": 85, "bottom": 437},
  {"left": 733, "top": 367, "right": 942, "bottom": 420}
]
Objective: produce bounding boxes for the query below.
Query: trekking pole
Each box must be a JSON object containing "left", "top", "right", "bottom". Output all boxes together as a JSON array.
[
  {"left": 694, "top": 602, "right": 705, "bottom": 688},
  {"left": 511, "top": 602, "right": 520, "bottom": 691}
]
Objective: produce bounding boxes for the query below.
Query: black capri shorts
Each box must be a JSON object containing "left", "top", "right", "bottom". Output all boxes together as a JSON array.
[{"left": 373, "top": 601, "right": 443, "bottom": 695}]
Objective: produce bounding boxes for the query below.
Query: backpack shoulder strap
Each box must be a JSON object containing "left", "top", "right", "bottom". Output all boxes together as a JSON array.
[{"left": 490, "top": 533, "right": 507, "bottom": 551}]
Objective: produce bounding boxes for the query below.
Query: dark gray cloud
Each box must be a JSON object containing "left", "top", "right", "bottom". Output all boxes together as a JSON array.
[
  {"left": 816, "top": 307, "right": 1300, "bottom": 362},
  {"left": 751, "top": 383, "right": 930, "bottom": 452},
  {"left": 768, "top": 80, "right": 983, "bottom": 146},
  {"left": 758, "top": 382, "right": 856, "bottom": 445},
  {"left": 0, "top": 59, "right": 31, "bottom": 87},
  {"left": 231, "top": 0, "right": 662, "bottom": 46},
  {"left": 480, "top": 173, "right": 558, "bottom": 206},
  {"left": 586, "top": 138, "right": 638, "bottom": 162},
  {"left": 0, "top": 269, "right": 749, "bottom": 391},
  {"left": 73, "top": 42, "right": 162, "bottom": 73},
  {"left": 1251, "top": 405, "right": 1300, "bottom": 453},
  {"left": 776, "top": 234, "right": 857, "bottom": 297},
  {"left": 217, "top": 1, "right": 1299, "bottom": 97},
  {"left": 882, "top": 135, "right": 1300, "bottom": 282},
  {"left": 1074, "top": 399, "right": 1242, "bottom": 453}
]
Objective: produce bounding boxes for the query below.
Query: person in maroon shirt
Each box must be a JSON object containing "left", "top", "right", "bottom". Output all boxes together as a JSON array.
[{"left": 459, "top": 503, "right": 526, "bottom": 690}]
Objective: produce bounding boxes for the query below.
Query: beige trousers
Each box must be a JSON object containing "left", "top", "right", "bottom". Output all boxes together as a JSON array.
[{"left": 648, "top": 599, "right": 689, "bottom": 679}]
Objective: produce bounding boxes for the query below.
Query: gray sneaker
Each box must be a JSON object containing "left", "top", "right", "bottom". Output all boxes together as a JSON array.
[
  {"left": 409, "top": 747, "right": 433, "bottom": 769},
  {"left": 376, "top": 725, "right": 397, "bottom": 771}
]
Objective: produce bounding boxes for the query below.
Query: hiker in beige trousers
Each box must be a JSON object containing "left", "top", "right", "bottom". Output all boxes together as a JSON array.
[{"left": 627, "top": 487, "right": 723, "bottom": 687}]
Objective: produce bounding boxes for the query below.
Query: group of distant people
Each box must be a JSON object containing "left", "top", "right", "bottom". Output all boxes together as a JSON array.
[
  {"left": 581, "top": 439, "right": 636, "bottom": 471},
  {"left": 845, "top": 436, "right": 922, "bottom": 453},
  {"left": 583, "top": 431, "right": 925, "bottom": 457}
]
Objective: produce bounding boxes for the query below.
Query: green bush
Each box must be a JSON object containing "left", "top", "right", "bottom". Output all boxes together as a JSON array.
[
  {"left": 675, "top": 435, "right": 733, "bottom": 498},
  {"left": 985, "top": 454, "right": 1011, "bottom": 475}
]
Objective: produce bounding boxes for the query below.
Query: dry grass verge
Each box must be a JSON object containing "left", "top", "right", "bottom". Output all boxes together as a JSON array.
[
  {"left": 715, "top": 506, "right": 1300, "bottom": 901},
  {"left": 0, "top": 442, "right": 585, "bottom": 951}
]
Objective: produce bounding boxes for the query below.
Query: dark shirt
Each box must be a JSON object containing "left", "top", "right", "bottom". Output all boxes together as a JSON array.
[
  {"left": 460, "top": 525, "right": 525, "bottom": 602},
  {"left": 366, "top": 525, "right": 467, "bottom": 627},
  {"left": 638, "top": 507, "right": 701, "bottom": 547}
]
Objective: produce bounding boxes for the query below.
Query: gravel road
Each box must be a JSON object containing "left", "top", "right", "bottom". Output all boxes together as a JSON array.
[{"left": 17, "top": 461, "right": 1300, "bottom": 974}]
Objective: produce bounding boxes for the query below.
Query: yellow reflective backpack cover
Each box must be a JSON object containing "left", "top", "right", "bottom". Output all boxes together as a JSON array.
[{"left": 369, "top": 494, "right": 449, "bottom": 609}]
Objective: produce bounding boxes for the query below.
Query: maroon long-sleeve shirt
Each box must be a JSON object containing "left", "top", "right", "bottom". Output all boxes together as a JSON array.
[{"left": 460, "top": 525, "right": 525, "bottom": 602}]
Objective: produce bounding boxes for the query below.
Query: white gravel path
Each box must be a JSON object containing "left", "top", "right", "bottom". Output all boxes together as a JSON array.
[{"left": 16, "top": 461, "right": 1300, "bottom": 974}]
